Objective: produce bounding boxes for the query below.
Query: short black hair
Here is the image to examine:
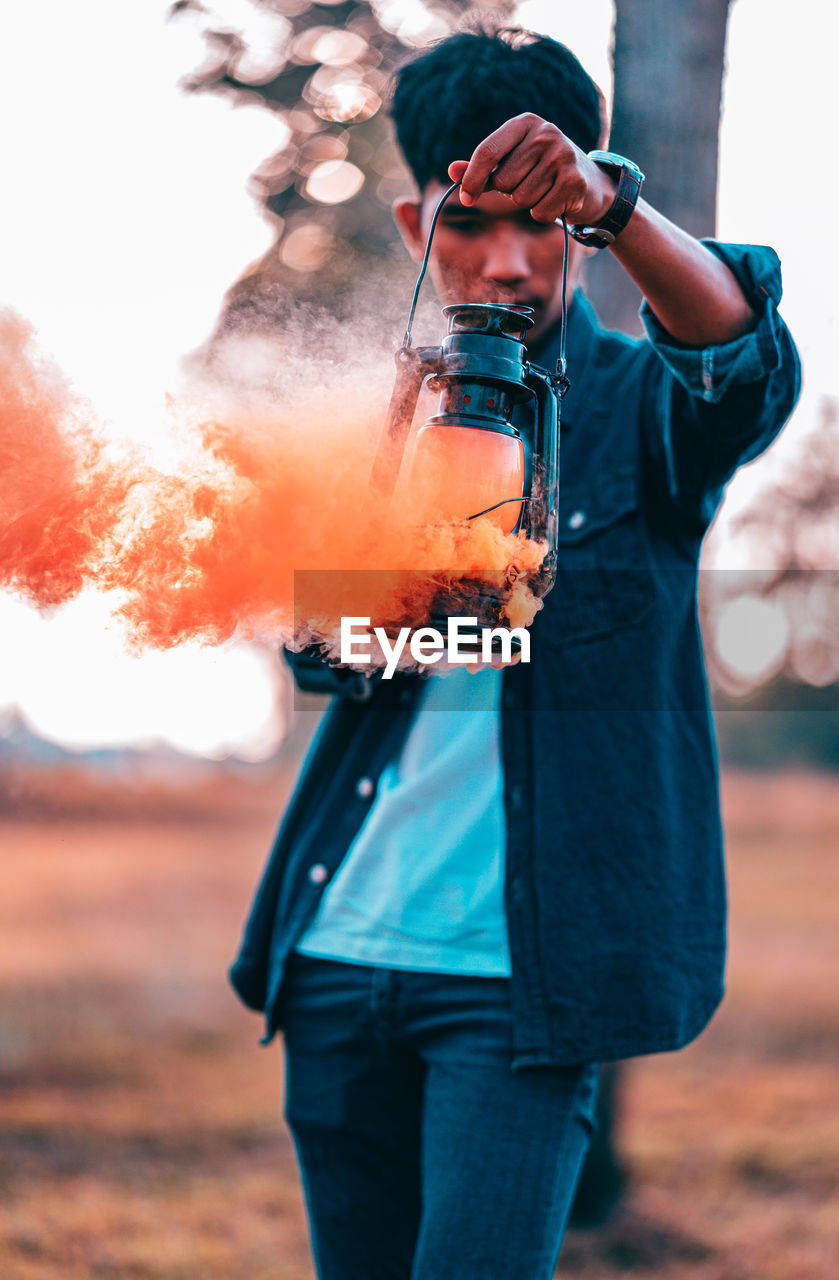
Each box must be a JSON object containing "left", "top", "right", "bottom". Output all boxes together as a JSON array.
[{"left": 390, "top": 26, "right": 603, "bottom": 191}]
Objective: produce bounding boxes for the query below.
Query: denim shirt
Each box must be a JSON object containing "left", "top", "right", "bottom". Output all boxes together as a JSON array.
[{"left": 229, "top": 242, "right": 801, "bottom": 1067}]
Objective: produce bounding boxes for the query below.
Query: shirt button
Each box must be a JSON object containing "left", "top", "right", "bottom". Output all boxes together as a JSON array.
[
  {"left": 356, "top": 776, "right": 375, "bottom": 799},
  {"left": 308, "top": 863, "right": 329, "bottom": 885},
  {"left": 568, "top": 509, "right": 586, "bottom": 530}
]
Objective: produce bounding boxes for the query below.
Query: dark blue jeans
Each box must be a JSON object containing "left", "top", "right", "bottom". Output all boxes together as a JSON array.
[{"left": 280, "top": 952, "right": 599, "bottom": 1280}]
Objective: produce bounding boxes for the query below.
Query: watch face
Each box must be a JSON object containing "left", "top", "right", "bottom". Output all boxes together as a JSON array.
[{"left": 589, "top": 151, "right": 644, "bottom": 183}]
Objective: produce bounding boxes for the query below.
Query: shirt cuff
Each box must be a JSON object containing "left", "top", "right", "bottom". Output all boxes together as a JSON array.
[{"left": 639, "top": 241, "right": 786, "bottom": 405}]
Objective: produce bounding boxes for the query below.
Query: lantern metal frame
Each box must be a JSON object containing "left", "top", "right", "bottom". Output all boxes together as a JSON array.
[{"left": 370, "top": 179, "right": 570, "bottom": 603}]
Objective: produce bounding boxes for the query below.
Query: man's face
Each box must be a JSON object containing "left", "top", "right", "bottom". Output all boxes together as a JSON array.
[{"left": 394, "top": 180, "right": 585, "bottom": 344}]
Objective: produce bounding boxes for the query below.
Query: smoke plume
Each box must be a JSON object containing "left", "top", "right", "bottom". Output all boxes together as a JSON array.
[{"left": 0, "top": 307, "right": 547, "bottom": 670}]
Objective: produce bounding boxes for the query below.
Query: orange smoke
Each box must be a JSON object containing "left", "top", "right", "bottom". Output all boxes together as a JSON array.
[
  {"left": 0, "top": 312, "right": 133, "bottom": 607},
  {"left": 0, "top": 310, "right": 547, "bottom": 666}
]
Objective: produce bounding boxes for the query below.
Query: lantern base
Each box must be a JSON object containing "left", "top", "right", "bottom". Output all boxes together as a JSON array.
[
  {"left": 427, "top": 614, "right": 523, "bottom": 658},
  {"left": 428, "top": 573, "right": 522, "bottom": 657}
]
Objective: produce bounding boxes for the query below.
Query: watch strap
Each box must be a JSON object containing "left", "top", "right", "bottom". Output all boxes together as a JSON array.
[{"left": 569, "top": 152, "right": 644, "bottom": 249}]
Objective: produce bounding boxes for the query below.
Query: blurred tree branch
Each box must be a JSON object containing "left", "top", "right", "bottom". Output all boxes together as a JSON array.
[{"left": 169, "top": 0, "right": 515, "bottom": 327}]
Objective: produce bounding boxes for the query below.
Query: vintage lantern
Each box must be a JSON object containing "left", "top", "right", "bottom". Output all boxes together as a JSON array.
[{"left": 370, "top": 178, "right": 570, "bottom": 617}]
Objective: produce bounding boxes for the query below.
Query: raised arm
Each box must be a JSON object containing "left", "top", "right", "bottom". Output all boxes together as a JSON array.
[{"left": 449, "top": 113, "right": 756, "bottom": 347}]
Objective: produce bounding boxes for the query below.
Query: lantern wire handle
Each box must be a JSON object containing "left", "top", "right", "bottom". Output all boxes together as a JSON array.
[
  {"left": 402, "top": 178, "right": 461, "bottom": 349},
  {"left": 401, "top": 176, "right": 571, "bottom": 398},
  {"left": 555, "top": 214, "right": 570, "bottom": 395}
]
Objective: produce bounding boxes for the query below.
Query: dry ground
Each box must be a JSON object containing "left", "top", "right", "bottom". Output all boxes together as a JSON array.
[{"left": 1, "top": 765, "right": 838, "bottom": 1279}]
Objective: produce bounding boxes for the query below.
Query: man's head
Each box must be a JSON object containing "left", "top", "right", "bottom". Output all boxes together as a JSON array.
[{"left": 389, "top": 27, "right": 606, "bottom": 342}]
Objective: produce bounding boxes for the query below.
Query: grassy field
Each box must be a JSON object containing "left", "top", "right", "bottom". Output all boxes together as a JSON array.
[{"left": 1, "top": 765, "right": 838, "bottom": 1279}]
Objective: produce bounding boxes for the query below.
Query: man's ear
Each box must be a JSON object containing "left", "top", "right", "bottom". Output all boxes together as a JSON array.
[
  {"left": 595, "top": 85, "right": 611, "bottom": 150},
  {"left": 392, "top": 196, "right": 426, "bottom": 263}
]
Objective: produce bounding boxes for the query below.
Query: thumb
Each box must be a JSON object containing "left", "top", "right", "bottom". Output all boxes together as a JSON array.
[{"left": 447, "top": 160, "right": 469, "bottom": 183}]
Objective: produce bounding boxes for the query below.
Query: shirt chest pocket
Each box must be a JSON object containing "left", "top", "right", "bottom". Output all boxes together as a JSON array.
[{"left": 536, "top": 468, "right": 656, "bottom": 646}]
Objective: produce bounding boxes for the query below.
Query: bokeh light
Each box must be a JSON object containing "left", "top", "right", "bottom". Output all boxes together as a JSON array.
[
  {"left": 311, "top": 29, "right": 370, "bottom": 67},
  {"left": 715, "top": 595, "right": 789, "bottom": 684},
  {"left": 304, "top": 158, "right": 365, "bottom": 204},
  {"left": 306, "top": 65, "right": 383, "bottom": 122},
  {"left": 295, "top": 131, "right": 349, "bottom": 174},
  {"left": 290, "top": 24, "right": 340, "bottom": 63},
  {"left": 279, "top": 221, "right": 335, "bottom": 271},
  {"left": 374, "top": 0, "right": 450, "bottom": 46}
]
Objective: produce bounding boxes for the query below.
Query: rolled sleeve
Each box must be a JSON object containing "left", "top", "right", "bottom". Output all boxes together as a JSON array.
[
  {"left": 638, "top": 240, "right": 801, "bottom": 535},
  {"left": 640, "top": 242, "right": 785, "bottom": 404}
]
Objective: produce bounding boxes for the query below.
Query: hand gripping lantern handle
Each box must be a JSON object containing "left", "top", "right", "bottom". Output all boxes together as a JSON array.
[{"left": 369, "top": 179, "right": 570, "bottom": 600}]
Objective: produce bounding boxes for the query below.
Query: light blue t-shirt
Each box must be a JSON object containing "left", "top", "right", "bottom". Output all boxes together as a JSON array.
[{"left": 295, "top": 665, "right": 511, "bottom": 976}]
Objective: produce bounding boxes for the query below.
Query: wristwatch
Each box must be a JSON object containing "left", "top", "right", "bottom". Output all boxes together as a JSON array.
[{"left": 569, "top": 151, "right": 645, "bottom": 249}]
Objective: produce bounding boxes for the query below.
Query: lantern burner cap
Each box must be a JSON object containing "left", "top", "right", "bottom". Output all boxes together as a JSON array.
[{"left": 443, "top": 303, "right": 535, "bottom": 341}]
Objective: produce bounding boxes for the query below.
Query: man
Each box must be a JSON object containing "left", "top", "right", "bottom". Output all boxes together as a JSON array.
[{"left": 230, "top": 26, "right": 801, "bottom": 1280}]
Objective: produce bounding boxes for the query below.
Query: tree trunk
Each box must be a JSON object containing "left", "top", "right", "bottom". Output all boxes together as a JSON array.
[
  {"left": 584, "top": 0, "right": 732, "bottom": 334},
  {"left": 571, "top": 1, "right": 732, "bottom": 1226}
]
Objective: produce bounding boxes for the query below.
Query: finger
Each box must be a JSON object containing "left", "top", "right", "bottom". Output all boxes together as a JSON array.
[
  {"left": 460, "top": 116, "right": 533, "bottom": 205},
  {"left": 528, "top": 193, "right": 564, "bottom": 224},
  {"left": 529, "top": 173, "right": 586, "bottom": 224},
  {"left": 490, "top": 152, "right": 540, "bottom": 196},
  {"left": 447, "top": 159, "right": 469, "bottom": 183},
  {"left": 504, "top": 167, "right": 555, "bottom": 212}
]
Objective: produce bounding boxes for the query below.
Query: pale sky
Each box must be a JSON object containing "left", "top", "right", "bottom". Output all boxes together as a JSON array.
[{"left": 0, "top": 0, "right": 835, "bottom": 756}]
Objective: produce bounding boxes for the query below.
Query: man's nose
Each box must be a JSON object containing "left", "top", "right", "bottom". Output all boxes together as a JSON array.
[{"left": 481, "top": 229, "right": 530, "bottom": 284}]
